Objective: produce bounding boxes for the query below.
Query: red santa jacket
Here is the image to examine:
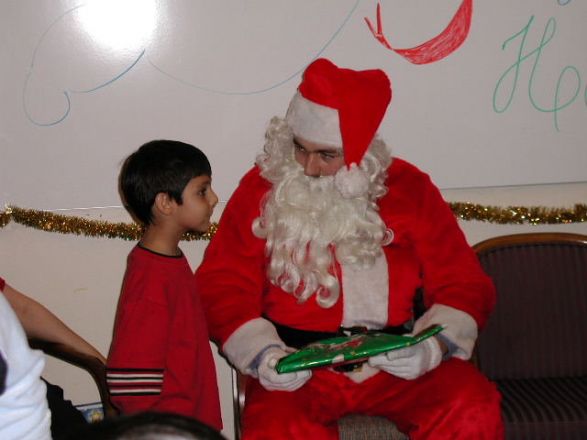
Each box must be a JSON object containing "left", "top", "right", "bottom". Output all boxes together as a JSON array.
[{"left": 195, "top": 158, "right": 495, "bottom": 371}]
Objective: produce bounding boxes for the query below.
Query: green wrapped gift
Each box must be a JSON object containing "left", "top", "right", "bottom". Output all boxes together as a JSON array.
[{"left": 275, "top": 325, "right": 443, "bottom": 374}]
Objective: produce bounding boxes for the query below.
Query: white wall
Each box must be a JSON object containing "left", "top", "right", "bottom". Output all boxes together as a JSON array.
[
  {"left": 1, "top": 181, "right": 585, "bottom": 440},
  {"left": 3, "top": 0, "right": 587, "bottom": 211}
]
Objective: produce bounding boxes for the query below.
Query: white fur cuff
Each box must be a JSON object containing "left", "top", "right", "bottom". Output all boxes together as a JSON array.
[
  {"left": 222, "top": 318, "right": 286, "bottom": 374},
  {"left": 413, "top": 304, "right": 478, "bottom": 360}
]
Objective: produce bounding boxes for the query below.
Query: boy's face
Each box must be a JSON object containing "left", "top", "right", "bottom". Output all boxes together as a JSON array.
[{"left": 175, "top": 175, "right": 218, "bottom": 233}]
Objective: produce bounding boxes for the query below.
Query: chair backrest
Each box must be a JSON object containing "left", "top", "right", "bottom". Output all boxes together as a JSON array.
[
  {"left": 29, "top": 339, "right": 118, "bottom": 419},
  {"left": 473, "top": 232, "right": 587, "bottom": 380}
]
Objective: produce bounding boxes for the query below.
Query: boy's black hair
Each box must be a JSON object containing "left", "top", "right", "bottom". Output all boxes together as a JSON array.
[
  {"left": 119, "top": 140, "right": 212, "bottom": 225},
  {"left": 67, "top": 411, "right": 227, "bottom": 440}
]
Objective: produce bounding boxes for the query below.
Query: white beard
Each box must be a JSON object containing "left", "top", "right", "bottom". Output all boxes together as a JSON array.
[{"left": 252, "top": 160, "right": 388, "bottom": 308}]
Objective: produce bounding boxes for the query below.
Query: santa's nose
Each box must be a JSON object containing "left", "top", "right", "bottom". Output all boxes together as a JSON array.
[{"left": 303, "top": 153, "right": 322, "bottom": 177}]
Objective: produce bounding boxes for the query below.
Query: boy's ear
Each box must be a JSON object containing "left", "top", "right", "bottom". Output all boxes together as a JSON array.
[{"left": 153, "top": 192, "right": 176, "bottom": 217}]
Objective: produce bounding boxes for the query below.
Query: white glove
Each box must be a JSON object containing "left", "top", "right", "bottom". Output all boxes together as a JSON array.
[
  {"left": 368, "top": 337, "right": 443, "bottom": 380},
  {"left": 257, "top": 347, "right": 312, "bottom": 391}
]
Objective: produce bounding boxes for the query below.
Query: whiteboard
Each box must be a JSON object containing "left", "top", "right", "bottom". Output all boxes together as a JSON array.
[{"left": 1, "top": 0, "right": 586, "bottom": 210}]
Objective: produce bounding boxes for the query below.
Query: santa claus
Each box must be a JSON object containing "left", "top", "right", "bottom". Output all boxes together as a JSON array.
[{"left": 195, "top": 58, "right": 503, "bottom": 439}]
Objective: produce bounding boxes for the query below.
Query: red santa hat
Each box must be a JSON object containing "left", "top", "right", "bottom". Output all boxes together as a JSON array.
[{"left": 286, "top": 58, "right": 392, "bottom": 189}]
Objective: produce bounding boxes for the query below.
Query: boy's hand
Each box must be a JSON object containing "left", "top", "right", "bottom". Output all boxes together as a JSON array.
[
  {"left": 257, "top": 347, "right": 312, "bottom": 391},
  {"left": 368, "top": 337, "right": 442, "bottom": 380}
]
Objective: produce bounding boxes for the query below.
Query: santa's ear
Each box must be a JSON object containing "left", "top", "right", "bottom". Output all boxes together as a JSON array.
[{"left": 153, "top": 192, "right": 176, "bottom": 216}]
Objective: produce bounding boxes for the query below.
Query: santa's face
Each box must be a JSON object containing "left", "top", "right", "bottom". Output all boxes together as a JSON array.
[{"left": 293, "top": 137, "right": 345, "bottom": 177}]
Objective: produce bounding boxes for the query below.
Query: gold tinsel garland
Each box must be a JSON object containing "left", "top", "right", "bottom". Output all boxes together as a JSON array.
[
  {"left": 0, "top": 210, "right": 11, "bottom": 228},
  {"left": 449, "top": 202, "right": 587, "bottom": 225},
  {"left": 1, "top": 206, "right": 217, "bottom": 241},
  {"left": 0, "top": 203, "right": 585, "bottom": 240}
]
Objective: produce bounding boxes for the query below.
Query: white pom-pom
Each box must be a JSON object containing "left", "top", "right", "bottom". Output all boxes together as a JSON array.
[
  {"left": 381, "top": 228, "right": 394, "bottom": 246},
  {"left": 334, "top": 163, "right": 369, "bottom": 198}
]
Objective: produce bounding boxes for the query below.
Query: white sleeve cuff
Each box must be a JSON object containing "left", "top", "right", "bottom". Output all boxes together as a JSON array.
[
  {"left": 413, "top": 304, "right": 478, "bottom": 360},
  {"left": 222, "top": 317, "right": 286, "bottom": 374}
]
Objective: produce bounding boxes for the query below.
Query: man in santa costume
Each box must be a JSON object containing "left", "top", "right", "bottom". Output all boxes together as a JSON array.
[{"left": 195, "top": 58, "right": 503, "bottom": 439}]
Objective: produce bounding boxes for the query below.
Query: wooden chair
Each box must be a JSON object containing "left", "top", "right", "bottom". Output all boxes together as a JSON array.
[
  {"left": 28, "top": 339, "right": 118, "bottom": 419},
  {"left": 473, "top": 232, "right": 587, "bottom": 439},
  {"left": 231, "top": 367, "right": 407, "bottom": 440}
]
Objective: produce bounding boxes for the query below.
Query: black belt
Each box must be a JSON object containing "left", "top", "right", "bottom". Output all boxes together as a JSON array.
[{"left": 269, "top": 318, "right": 410, "bottom": 350}]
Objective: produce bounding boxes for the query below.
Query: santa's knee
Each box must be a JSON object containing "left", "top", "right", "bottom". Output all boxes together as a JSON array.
[{"left": 428, "top": 362, "right": 503, "bottom": 437}]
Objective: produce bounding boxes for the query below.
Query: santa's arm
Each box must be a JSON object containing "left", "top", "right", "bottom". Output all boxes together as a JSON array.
[
  {"left": 408, "top": 172, "right": 495, "bottom": 360},
  {"left": 195, "top": 169, "right": 286, "bottom": 373}
]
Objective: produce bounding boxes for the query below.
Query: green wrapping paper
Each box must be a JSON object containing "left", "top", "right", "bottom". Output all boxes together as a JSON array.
[{"left": 275, "top": 325, "right": 444, "bottom": 374}]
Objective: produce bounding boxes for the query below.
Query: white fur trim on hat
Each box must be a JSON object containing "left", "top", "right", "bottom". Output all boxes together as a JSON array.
[
  {"left": 334, "top": 163, "right": 370, "bottom": 199},
  {"left": 285, "top": 92, "right": 342, "bottom": 147}
]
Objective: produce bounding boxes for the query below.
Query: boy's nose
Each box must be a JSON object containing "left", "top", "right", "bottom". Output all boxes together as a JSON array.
[{"left": 209, "top": 189, "right": 219, "bottom": 209}]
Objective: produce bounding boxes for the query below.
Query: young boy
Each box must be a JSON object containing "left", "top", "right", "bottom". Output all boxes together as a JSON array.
[{"left": 106, "top": 140, "right": 222, "bottom": 431}]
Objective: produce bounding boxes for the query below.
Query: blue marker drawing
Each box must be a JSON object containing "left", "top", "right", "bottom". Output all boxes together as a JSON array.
[
  {"left": 22, "top": 1, "right": 360, "bottom": 126},
  {"left": 69, "top": 51, "right": 144, "bottom": 94},
  {"left": 22, "top": 3, "right": 146, "bottom": 126},
  {"left": 147, "top": 0, "right": 360, "bottom": 96}
]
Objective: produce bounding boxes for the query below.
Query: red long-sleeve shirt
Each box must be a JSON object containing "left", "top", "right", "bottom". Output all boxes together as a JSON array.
[{"left": 107, "top": 246, "right": 222, "bottom": 430}]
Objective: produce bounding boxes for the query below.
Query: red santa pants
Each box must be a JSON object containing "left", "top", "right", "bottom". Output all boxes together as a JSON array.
[{"left": 241, "top": 358, "right": 503, "bottom": 440}]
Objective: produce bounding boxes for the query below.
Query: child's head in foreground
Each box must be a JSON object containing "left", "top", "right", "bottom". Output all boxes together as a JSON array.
[
  {"left": 69, "top": 411, "right": 227, "bottom": 440},
  {"left": 120, "top": 140, "right": 217, "bottom": 233}
]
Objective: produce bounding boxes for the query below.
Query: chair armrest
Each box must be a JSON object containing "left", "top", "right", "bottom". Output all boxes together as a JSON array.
[{"left": 29, "top": 339, "right": 118, "bottom": 419}]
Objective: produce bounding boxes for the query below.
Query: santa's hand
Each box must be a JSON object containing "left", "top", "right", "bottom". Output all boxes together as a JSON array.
[
  {"left": 257, "top": 347, "right": 312, "bottom": 391},
  {"left": 367, "top": 337, "right": 442, "bottom": 380}
]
